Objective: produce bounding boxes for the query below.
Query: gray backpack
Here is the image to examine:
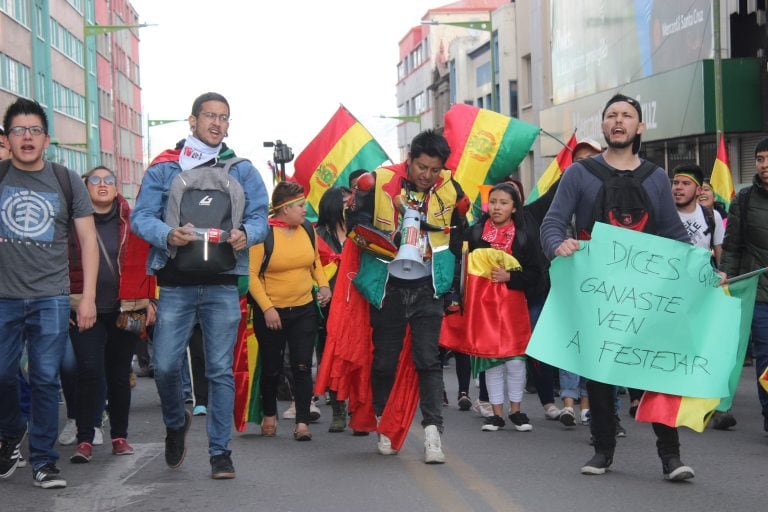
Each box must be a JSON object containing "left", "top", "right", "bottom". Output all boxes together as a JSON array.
[{"left": 164, "top": 158, "right": 247, "bottom": 275}]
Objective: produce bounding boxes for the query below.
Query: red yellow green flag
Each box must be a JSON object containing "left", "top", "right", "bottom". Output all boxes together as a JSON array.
[
  {"left": 441, "top": 248, "right": 531, "bottom": 358},
  {"left": 635, "top": 392, "right": 719, "bottom": 433},
  {"left": 293, "top": 106, "right": 389, "bottom": 221},
  {"left": 710, "top": 134, "right": 735, "bottom": 210},
  {"left": 233, "top": 298, "right": 262, "bottom": 432},
  {"left": 525, "top": 133, "right": 577, "bottom": 204},
  {"left": 443, "top": 104, "right": 539, "bottom": 213}
]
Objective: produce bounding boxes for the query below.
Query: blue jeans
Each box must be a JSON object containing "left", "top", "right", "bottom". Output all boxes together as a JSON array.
[
  {"left": 559, "top": 369, "right": 587, "bottom": 401},
  {"left": 752, "top": 302, "right": 768, "bottom": 418},
  {"left": 153, "top": 285, "right": 241, "bottom": 456},
  {"left": 0, "top": 297, "right": 69, "bottom": 469}
]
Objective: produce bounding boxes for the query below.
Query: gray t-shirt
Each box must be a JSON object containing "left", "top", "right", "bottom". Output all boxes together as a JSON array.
[
  {"left": 0, "top": 161, "right": 94, "bottom": 298},
  {"left": 540, "top": 154, "right": 690, "bottom": 260}
]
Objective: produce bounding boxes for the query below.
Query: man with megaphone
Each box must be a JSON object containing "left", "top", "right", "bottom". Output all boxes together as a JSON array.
[{"left": 346, "top": 130, "right": 469, "bottom": 464}]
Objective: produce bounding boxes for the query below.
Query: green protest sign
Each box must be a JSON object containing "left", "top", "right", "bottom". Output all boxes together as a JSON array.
[{"left": 527, "top": 223, "right": 740, "bottom": 399}]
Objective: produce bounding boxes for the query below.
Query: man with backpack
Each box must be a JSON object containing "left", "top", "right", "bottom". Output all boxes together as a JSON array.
[
  {"left": 541, "top": 94, "right": 694, "bottom": 480},
  {"left": 131, "top": 92, "right": 268, "bottom": 480},
  {"left": 721, "top": 137, "right": 768, "bottom": 435},
  {"left": 0, "top": 99, "right": 98, "bottom": 489},
  {"left": 672, "top": 164, "right": 724, "bottom": 265}
]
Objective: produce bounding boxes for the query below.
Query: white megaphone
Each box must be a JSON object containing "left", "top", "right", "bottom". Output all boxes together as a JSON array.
[{"left": 388, "top": 207, "right": 431, "bottom": 280}]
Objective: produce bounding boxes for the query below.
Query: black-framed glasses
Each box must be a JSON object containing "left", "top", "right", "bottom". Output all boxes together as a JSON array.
[
  {"left": 198, "top": 112, "right": 230, "bottom": 122},
  {"left": 8, "top": 126, "right": 45, "bottom": 137},
  {"left": 87, "top": 175, "right": 116, "bottom": 186}
]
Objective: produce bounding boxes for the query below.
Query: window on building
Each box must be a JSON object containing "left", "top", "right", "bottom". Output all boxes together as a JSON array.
[
  {"left": 485, "top": 94, "right": 492, "bottom": 110},
  {"left": 412, "top": 44, "right": 423, "bottom": 69},
  {"left": 66, "top": 0, "right": 84, "bottom": 14},
  {"left": 522, "top": 54, "right": 532, "bottom": 105},
  {"left": 52, "top": 81, "right": 85, "bottom": 121},
  {"left": 0, "top": 0, "right": 30, "bottom": 28},
  {"left": 509, "top": 80, "right": 519, "bottom": 118},
  {"left": 413, "top": 92, "right": 425, "bottom": 114},
  {"left": 476, "top": 62, "right": 491, "bottom": 87},
  {"left": 0, "top": 54, "right": 31, "bottom": 97},
  {"left": 49, "top": 19, "right": 84, "bottom": 66},
  {"left": 477, "top": 96, "right": 484, "bottom": 108}
]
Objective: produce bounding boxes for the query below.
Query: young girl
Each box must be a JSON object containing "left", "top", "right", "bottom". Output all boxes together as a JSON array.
[{"left": 463, "top": 182, "right": 543, "bottom": 432}]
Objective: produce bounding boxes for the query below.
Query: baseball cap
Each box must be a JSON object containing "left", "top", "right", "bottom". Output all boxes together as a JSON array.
[{"left": 572, "top": 137, "right": 602, "bottom": 155}]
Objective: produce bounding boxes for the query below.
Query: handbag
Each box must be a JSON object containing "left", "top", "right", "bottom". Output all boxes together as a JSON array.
[{"left": 96, "top": 233, "right": 148, "bottom": 334}]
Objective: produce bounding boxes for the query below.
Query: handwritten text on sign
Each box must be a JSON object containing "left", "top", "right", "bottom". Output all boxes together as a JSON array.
[{"left": 526, "top": 223, "right": 739, "bottom": 398}]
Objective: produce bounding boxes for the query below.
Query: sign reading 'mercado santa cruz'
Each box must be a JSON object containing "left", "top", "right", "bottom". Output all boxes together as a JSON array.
[{"left": 527, "top": 223, "right": 740, "bottom": 399}]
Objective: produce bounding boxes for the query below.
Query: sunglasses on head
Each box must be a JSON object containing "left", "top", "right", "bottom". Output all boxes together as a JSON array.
[{"left": 87, "top": 175, "right": 116, "bottom": 186}]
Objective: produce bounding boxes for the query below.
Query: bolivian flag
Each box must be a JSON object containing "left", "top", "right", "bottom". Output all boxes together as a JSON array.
[
  {"left": 525, "top": 133, "right": 577, "bottom": 204},
  {"left": 710, "top": 134, "right": 735, "bottom": 210},
  {"left": 441, "top": 247, "right": 531, "bottom": 358},
  {"left": 443, "top": 104, "right": 539, "bottom": 216},
  {"left": 635, "top": 392, "right": 719, "bottom": 433},
  {"left": 233, "top": 297, "right": 262, "bottom": 432},
  {"left": 293, "top": 106, "right": 390, "bottom": 221}
]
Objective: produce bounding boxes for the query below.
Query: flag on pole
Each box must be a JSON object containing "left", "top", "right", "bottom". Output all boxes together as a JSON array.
[
  {"left": 525, "top": 133, "right": 577, "bottom": 204},
  {"left": 710, "top": 134, "right": 735, "bottom": 210},
  {"left": 293, "top": 106, "right": 390, "bottom": 221},
  {"left": 443, "top": 104, "right": 539, "bottom": 213}
]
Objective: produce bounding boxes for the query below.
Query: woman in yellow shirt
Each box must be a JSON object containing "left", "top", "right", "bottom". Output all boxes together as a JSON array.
[{"left": 249, "top": 182, "right": 331, "bottom": 441}]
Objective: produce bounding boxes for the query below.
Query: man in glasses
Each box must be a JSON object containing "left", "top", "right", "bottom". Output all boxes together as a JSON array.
[
  {"left": 0, "top": 98, "right": 98, "bottom": 489},
  {"left": 132, "top": 92, "right": 268, "bottom": 480}
]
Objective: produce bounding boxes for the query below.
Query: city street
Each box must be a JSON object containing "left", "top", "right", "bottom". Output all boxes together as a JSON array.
[{"left": 4, "top": 364, "right": 765, "bottom": 512}]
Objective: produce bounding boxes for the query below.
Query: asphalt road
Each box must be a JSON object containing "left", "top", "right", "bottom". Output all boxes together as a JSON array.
[{"left": 3, "top": 363, "right": 766, "bottom": 512}]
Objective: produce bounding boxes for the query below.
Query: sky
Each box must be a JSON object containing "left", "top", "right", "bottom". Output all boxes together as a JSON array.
[{"left": 130, "top": 0, "right": 442, "bottom": 185}]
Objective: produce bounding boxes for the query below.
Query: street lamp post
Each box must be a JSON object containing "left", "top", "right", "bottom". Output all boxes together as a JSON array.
[
  {"left": 423, "top": 15, "right": 497, "bottom": 112},
  {"left": 146, "top": 118, "right": 185, "bottom": 165},
  {"left": 82, "top": 23, "right": 154, "bottom": 171}
]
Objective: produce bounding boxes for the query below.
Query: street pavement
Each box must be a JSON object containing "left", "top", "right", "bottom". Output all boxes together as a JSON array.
[{"left": 3, "top": 363, "right": 766, "bottom": 512}]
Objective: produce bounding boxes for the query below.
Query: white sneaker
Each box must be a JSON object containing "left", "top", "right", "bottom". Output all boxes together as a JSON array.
[
  {"left": 309, "top": 400, "right": 322, "bottom": 422},
  {"left": 581, "top": 409, "right": 591, "bottom": 425},
  {"left": 93, "top": 427, "right": 103, "bottom": 446},
  {"left": 544, "top": 404, "right": 561, "bottom": 420},
  {"left": 57, "top": 419, "right": 77, "bottom": 446},
  {"left": 377, "top": 433, "right": 398, "bottom": 455},
  {"left": 423, "top": 425, "right": 445, "bottom": 464},
  {"left": 471, "top": 400, "right": 494, "bottom": 418},
  {"left": 282, "top": 402, "right": 296, "bottom": 420}
]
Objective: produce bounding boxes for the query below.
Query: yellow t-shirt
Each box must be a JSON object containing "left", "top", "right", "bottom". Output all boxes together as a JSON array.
[{"left": 248, "top": 226, "right": 328, "bottom": 311}]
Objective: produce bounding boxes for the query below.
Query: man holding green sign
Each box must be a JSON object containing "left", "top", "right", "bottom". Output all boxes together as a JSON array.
[{"left": 539, "top": 94, "right": 701, "bottom": 481}]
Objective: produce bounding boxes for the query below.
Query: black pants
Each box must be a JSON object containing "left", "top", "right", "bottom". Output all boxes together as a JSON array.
[
  {"left": 454, "top": 351, "right": 471, "bottom": 395},
  {"left": 370, "top": 284, "right": 444, "bottom": 431},
  {"left": 68, "top": 311, "right": 137, "bottom": 442},
  {"left": 588, "top": 380, "right": 680, "bottom": 459},
  {"left": 254, "top": 302, "right": 316, "bottom": 424},
  {"left": 188, "top": 324, "right": 207, "bottom": 406}
]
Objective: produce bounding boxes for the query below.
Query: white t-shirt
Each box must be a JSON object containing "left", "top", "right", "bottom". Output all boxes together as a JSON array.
[{"left": 677, "top": 205, "right": 724, "bottom": 250}]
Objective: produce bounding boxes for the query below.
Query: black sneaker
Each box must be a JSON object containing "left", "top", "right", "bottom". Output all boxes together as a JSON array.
[
  {"left": 615, "top": 415, "right": 626, "bottom": 437},
  {"left": 0, "top": 436, "right": 22, "bottom": 479},
  {"left": 581, "top": 453, "right": 613, "bottom": 475},
  {"left": 711, "top": 411, "right": 737, "bottom": 430},
  {"left": 508, "top": 412, "right": 533, "bottom": 432},
  {"left": 457, "top": 392, "right": 472, "bottom": 411},
  {"left": 559, "top": 407, "right": 576, "bottom": 427},
  {"left": 210, "top": 453, "right": 236, "bottom": 480},
  {"left": 165, "top": 410, "right": 191, "bottom": 468},
  {"left": 481, "top": 415, "right": 505, "bottom": 431},
  {"left": 662, "top": 456, "right": 695, "bottom": 481},
  {"left": 32, "top": 463, "right": 67, "bottom": 488}
]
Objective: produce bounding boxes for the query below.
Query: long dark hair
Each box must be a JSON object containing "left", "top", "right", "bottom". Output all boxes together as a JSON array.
[
  {"left": 316, "top": 186, "right": 350, "bottom": 243},
  {"left": 482, "top": 182, "right": 527, "bottom": 246}
]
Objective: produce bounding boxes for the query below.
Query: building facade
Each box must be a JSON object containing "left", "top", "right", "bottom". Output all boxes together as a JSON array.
[{"left": 0, "top": 0, "right": 143, "bottom": 201}]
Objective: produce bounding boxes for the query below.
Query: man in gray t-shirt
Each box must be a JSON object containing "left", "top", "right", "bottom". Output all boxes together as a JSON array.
[
  {"left": 540, "top": 94, "right": 695, "bottom": 481},
  {"left": 0, "top": 98, "right": 97, "bottom": 489}
]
